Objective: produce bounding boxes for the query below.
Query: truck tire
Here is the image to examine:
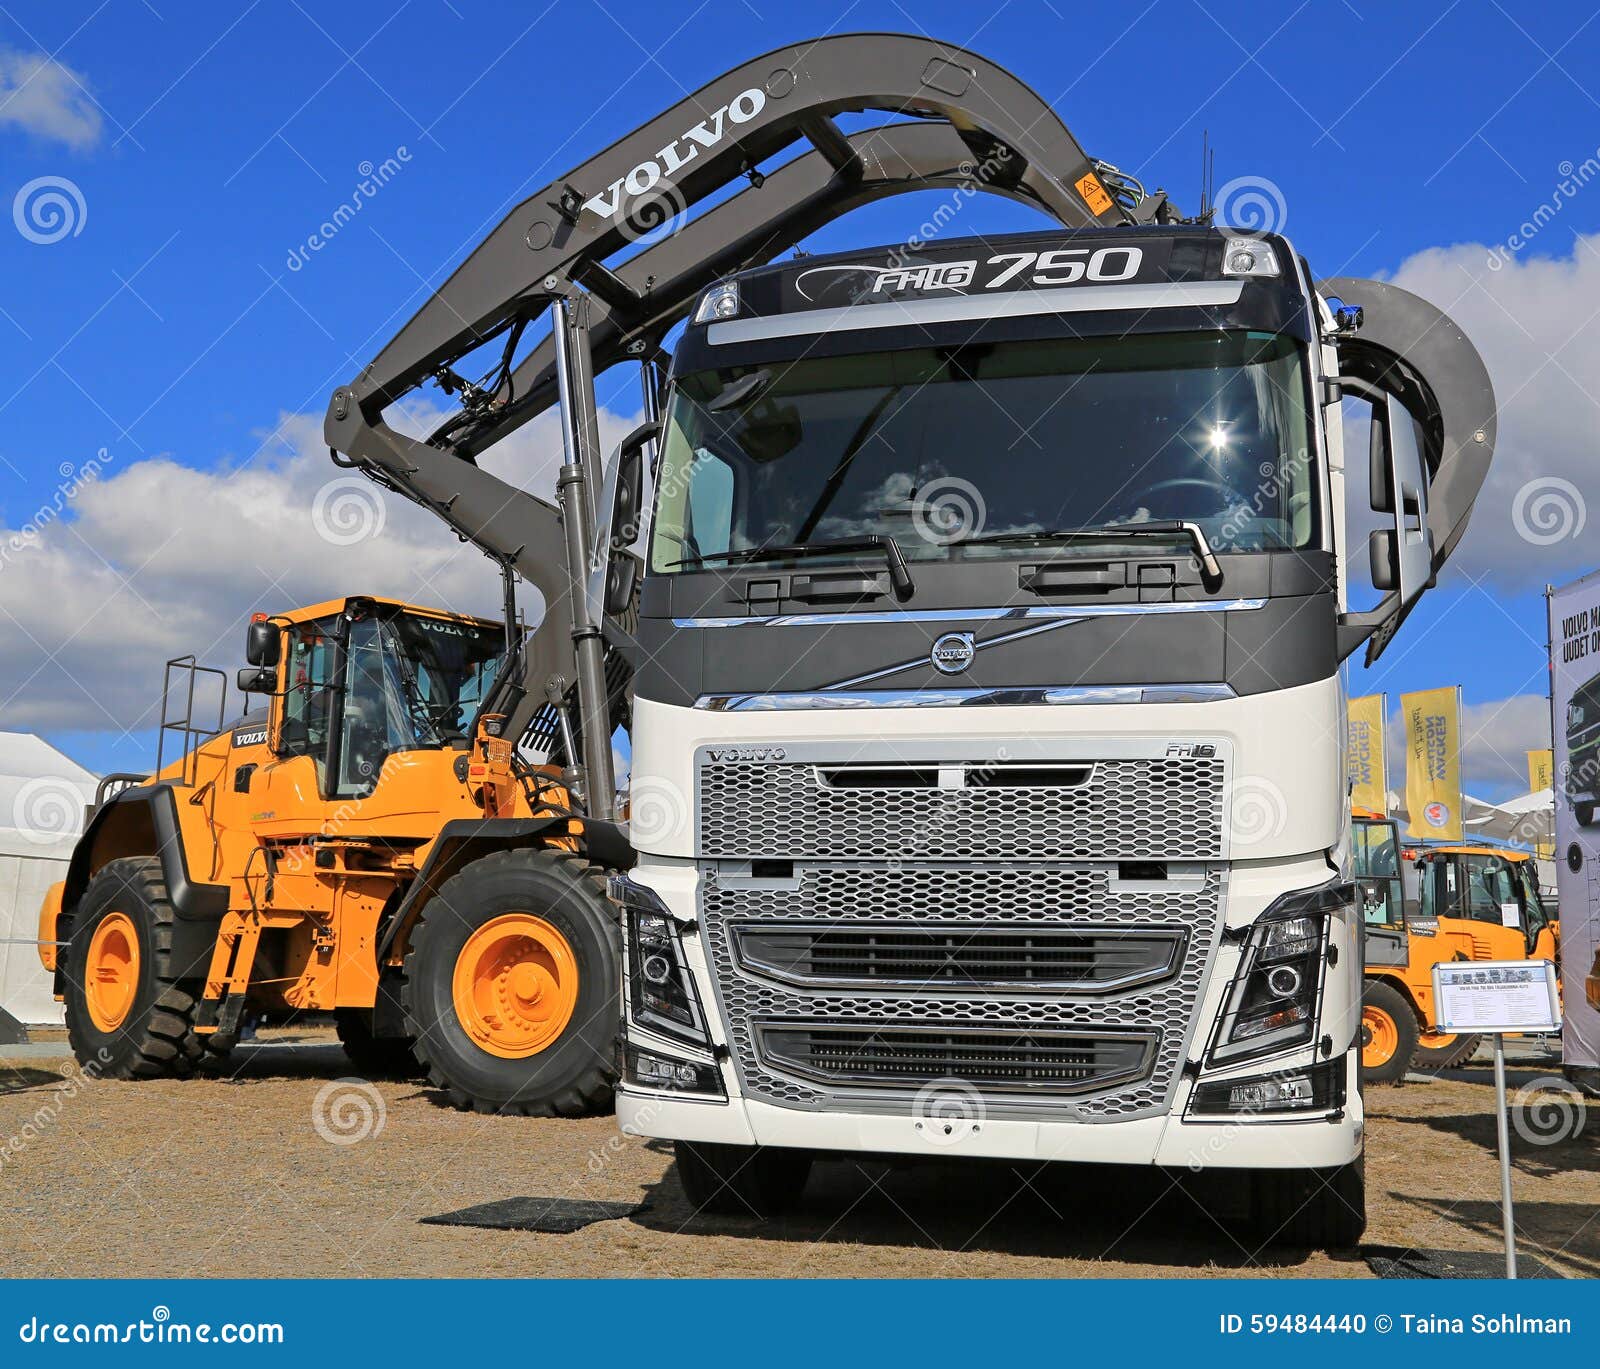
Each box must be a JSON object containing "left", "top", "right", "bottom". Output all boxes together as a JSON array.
[
  {"left": 674, "top": 1141, "right": 814, "bottom": 1218},
  {"left": 1412, "top": 1031, "right": 1482, "bottom": 1072},
  {"left": 1359, "top": 980, "right": 1419, "bottom": 1084},
  {"left": 61, "top": 857, "right": 207, "bottom": 1079},
  {"left": 1576, "top": 801, "right": 1595, "bottom": 827},
  {"left": 1250, "top": 1157, "right": 1366, "bottom": 1250},
  {"left": 334, "top": 1008, "right": 420, "bottom": 1079},
  {"left": 401, "top": 848, "right": 618, "bottom": 1116}
]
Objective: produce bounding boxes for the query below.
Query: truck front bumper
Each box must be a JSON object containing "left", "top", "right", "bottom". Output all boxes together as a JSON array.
[{"left": 618, "top": 1057, "right": 1362, "bottom": 1171}]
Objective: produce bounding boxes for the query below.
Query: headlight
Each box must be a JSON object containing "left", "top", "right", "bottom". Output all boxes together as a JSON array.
[
  {"left": 623, "top": 1044, "right": 725, "bottom": 1096},
  {"left": 1208, "top": 880, "right": 1349, "bottom": 1065},
  {"left": 1189, "top": 1059, "right": 1345, "bottom": 1116},
  {"left": 693, "top": 280, "right": 741, "bottom": 323},
  {"left": 610, "top": 875, "right": 709, "bottom": 1048},
  {"left": 1220, "top": 236, "right": 1280, "bottom": 277}
]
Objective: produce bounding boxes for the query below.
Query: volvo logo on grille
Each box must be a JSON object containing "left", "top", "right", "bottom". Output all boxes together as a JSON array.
[
  {"left": 705, "top": 746, "right": 787, "bottom": 762},
  {"left": 930, "top": 632, "right": 976, "bottom": 675}
]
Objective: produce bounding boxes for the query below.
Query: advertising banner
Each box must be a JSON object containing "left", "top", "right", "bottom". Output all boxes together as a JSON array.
[
  {"left": 1549, "top": 571, "right": 1600, "bottom": 1087},
  {"left": 1402, "top": 686, "right": 1463, "bottom": 840},
  {"left": 1346, "top": 694, "right": 1387, "bottom": 813},
  {"left": 1528, "top": 748, "right": 1554, "bottom": 792}
]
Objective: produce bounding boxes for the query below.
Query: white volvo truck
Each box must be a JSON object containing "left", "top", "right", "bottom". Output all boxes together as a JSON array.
[{"left": 323, "top": 35, "right": 1495, "bottom": 1248}]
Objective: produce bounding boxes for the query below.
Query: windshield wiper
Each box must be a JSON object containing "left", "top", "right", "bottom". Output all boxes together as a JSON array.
[
  {"left": 669, "top": 534, "right": 915, "bottom": 600},
  {"left": 956, "top": 520, "right": 1223, "bottom": 587}
]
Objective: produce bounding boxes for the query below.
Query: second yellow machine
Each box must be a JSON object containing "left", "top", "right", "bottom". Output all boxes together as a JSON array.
[{"left": 38, "top": 594, "right": 629, "bottom": 1115}]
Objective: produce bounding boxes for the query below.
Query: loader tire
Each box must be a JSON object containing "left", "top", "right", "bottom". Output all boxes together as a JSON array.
[
  {"left": 1358, "top": 980, "right": 1418, "bottom": 1085},
  {"left": 1411, "top": 1031, "right": 1482, "bottom": 1072},
  {"left": 334, "top": 1008, "right": 421, "bottom": 1079},
  {"left": 401, "top": 848, "right": 619, "bottom": 1116},
  {"left": 62, "top": 857, "right": 207, "bottom": 1079}
]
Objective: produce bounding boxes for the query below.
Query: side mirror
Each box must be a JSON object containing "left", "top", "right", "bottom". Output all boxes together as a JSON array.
[
  {"left": 246, "top": 618, "right": 281, "bottom": 667},
  {"left": 1368, "top": 528, "right": 1398, "bottom": 591},
  {"left": 601, "top": 419, "right": 658, "bottom": 616},
  {"left": 1370, "top": 391, "right": 1432, "bottom": 603},
  {"left": 611, "top": 419, "right": 656, "bottom": 546},
  {"left": 237, "top": 666, "right": 275, "bottom": 695}
]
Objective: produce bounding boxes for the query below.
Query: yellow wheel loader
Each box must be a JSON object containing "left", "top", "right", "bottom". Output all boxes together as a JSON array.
[{"left": 38, "top": 594, "right": 631, "bottom": 1115}]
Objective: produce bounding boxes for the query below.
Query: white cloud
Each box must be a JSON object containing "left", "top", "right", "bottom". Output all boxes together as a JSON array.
[
  {"left": 0, "top": 47, "right": 103, "bottom": 150},
  {"left": 0, "top": 400, "right": 637, "bottom": 737},
  {"left": 1382, "top": 233, "right": 1600, "bottom": 590}
]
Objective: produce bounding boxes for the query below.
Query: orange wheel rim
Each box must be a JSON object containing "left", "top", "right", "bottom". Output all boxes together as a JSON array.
[
  {"left": 451, "top": 914, "right": 578, "bottom": 1059},
  {"left": 1417, "top": 1030, "right": 1458, "bottom": 1052},
  {"left": 85, "top": 912, "right": 140, "bottom": 1033},
  {"left": 1361, "top": 1006, "right": 1398, "bottom": 1068}
]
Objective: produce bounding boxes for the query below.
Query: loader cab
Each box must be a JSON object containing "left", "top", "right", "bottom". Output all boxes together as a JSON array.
[
  {"left": 250, "top": 596, "right": 507, "bottom": 799},
  {"left": 1409, "top": 844, "right": 1555, "bottom": 959}
]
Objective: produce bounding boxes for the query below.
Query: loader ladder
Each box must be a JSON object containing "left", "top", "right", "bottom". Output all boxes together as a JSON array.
[{"left": 156, "top": 655, "right": 229, "bottom": 788}]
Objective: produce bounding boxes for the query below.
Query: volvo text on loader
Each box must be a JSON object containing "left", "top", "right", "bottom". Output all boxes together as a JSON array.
[
  {"left": 39, "top": 595, "right": 629, "bottom": 1115},
  {"left": 316, "top": 35, "right": 1497, "bottom": 1247}
]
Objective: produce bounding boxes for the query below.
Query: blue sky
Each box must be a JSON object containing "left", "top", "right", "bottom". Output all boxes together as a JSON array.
[{"left": 1, "top": 0, "right": 1597, "bottom": 798}]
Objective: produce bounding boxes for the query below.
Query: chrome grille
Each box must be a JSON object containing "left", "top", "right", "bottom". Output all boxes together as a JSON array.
[
  {"left": 699, "top": 862, "right": 1224, "bottom": 1120},
  {"left": 696, "top": 746, "right": 1224, "bottom": 861},
  {"left": 756, "top": 1023, "right": 1157, "bottom": 1093},
  {"left": 730, "top": 923, "right": 1184, "bottom": 992}
]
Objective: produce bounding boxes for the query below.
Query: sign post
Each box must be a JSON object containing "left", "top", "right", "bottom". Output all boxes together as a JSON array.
[{"left": 1431, "top": 959, "right": 1563, "bottom": 1279}]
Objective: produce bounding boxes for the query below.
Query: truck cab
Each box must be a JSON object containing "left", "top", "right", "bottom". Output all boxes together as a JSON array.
[{"left": 606, "top": 221, "right": 1491, "bottom": 1246}]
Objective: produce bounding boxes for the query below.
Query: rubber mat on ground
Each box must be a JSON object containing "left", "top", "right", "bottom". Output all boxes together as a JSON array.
[
  {"left": 1365, "top": 1246, "right": 1564, "bottom": 1279},
  {"left": 421, "top": 1197, "right": 645, "bottom": 1234}
]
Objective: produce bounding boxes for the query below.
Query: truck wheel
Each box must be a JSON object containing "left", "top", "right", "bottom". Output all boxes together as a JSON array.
[
  {"left": 674, "top": 1141, "right": 813, "bottom": 1218},
  {"left": 62, "top": 857, "right": 205, "bottom": 1079},
  {"left": 401, "top": 848, "right": 618, "bottom": 1116},
  {"left": 1250, "top": 1157, "right": 1366, "bottom": 1250},
  {"left": 1576, "top": 801, "right": 1595, "bottom": 827},
  {"left": 334, "top": 1008, "right": 420, "bottom": 1079},
  {"left": 1412, "top": 1031, "right": 1482, "bottom": 1072},
  {"left": 1359, "top": 980, "right": 1418, "bottom": 1084}
]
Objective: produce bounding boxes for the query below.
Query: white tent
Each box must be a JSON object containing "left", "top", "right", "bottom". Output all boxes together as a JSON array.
[{"left": 0, "top": 732, "right": 98, "bottom": 1025}]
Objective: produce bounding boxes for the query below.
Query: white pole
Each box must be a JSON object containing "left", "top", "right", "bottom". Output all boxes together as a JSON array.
[{"left": 1493, "top": 1032, "right": 1517, "bottom": 1279}]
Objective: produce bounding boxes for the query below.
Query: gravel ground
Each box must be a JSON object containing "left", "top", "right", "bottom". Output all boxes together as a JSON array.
[{"left": 1, "top": 1029, "right": 1593, "bottom": 1279}]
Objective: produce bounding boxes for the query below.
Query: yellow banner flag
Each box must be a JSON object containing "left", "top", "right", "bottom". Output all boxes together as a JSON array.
[
  {"left": 1527, "top": 749, "right": 1553, "bottom": 793},
  {"left": 1403, "top": 686, "right": 1463, "bottom": 840},
  {"left": 1346, "top": 694, "right": 1388, "bottom": 813}
]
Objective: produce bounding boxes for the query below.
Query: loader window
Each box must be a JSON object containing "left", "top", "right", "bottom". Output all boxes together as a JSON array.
[
  {"left": 1463, "top": 854, "right": 1520, "bottom": 928},
  {"left": 334, "top": 610, "right": 504, "bottom": 796},
  {"left": 278, "top": 616, "right": 338, "bottom": 782}
]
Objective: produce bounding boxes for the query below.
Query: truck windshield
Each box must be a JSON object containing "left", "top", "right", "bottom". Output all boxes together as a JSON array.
[{"left": 650, "top": 331, "right": 1315, "bottom": 573}]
